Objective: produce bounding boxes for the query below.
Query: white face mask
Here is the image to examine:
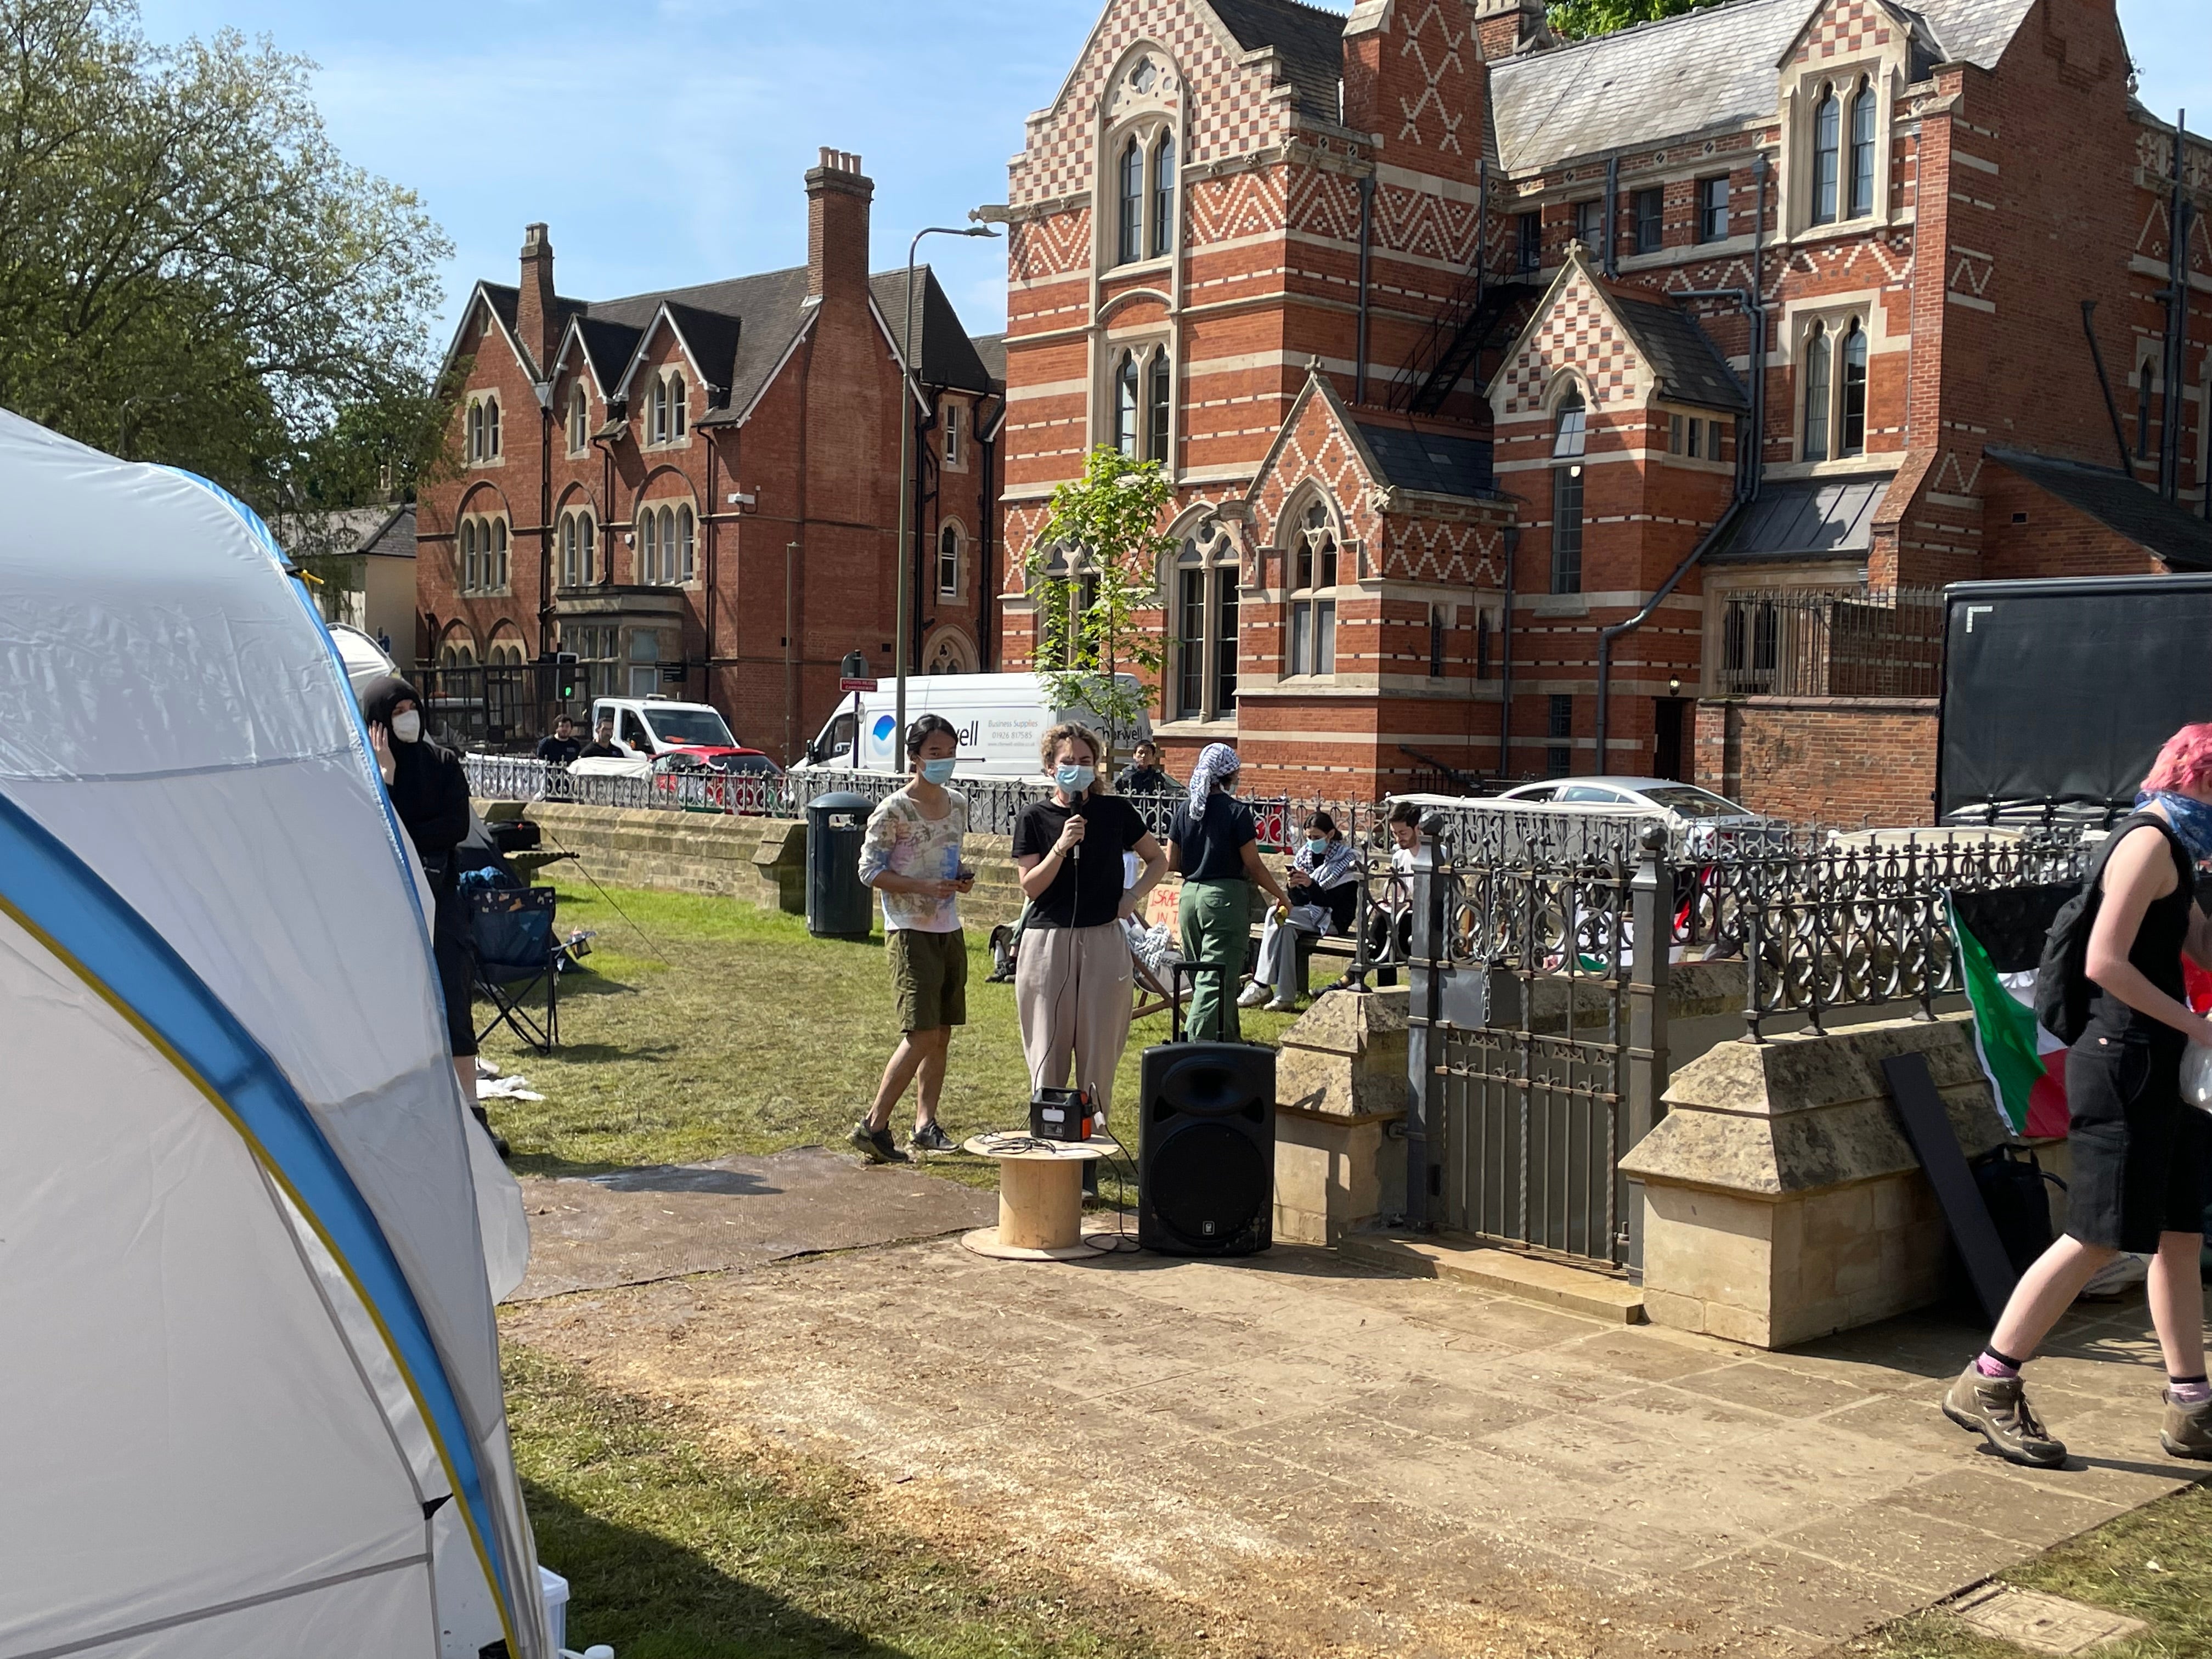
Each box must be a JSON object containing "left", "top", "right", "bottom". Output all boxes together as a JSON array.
[{"left": 390, "top": 710, "right": 422, "bottom": 744}]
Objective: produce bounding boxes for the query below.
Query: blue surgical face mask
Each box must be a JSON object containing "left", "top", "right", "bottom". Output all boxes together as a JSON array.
[
  {"left": 920, "top": 757, "right": 956, "bottom": 785},
  {"left": 2140, "top": 791, "right": 2212, "bottom": 861},
  {"left": 1306, "top": 837, "right": 1329, "bottom": 855},
  {"left": 1056, "top": 763, "right": 1095, "bottom": 793}
]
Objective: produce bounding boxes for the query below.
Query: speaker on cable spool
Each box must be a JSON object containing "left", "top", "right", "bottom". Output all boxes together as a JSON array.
[{"left": 1136, "top": 1041, "right": 1274, "bottom": 1256}]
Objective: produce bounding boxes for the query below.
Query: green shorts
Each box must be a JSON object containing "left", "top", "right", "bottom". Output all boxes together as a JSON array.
[{"left": 889, "top": 927, "right": 968, "bottom": 1032}]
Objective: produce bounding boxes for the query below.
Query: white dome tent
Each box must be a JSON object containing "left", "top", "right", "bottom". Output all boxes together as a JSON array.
[{"left": 0, "top": 410, "right": 553, "bottom": 1658}]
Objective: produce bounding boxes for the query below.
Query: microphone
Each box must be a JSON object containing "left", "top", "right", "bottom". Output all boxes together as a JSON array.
[{"left": 1068, "top": 795, "right": 1084, "bottom": 866}]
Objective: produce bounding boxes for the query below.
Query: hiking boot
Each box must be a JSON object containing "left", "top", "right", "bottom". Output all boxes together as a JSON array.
[
  {"left": 1236, "top": 981, "right": 1272, "bottom": 1008},
  {"left": 849, "top": 1120, "right": 905, "bottom": 1165},
  {"left": 1943, "top": 1362, "right": 2068, "bottom": 1468},
  {"left": 2160, "top": 1391, "right": 2212, "bottom": 1459},
  {"left": 909, "top": 1121, "right": 958, "bottom": 1156}
]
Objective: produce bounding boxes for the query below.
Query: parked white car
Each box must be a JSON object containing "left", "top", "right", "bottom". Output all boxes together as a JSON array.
[{"left": 1492, "top": 776, "right": 1785, "bottom": 853}]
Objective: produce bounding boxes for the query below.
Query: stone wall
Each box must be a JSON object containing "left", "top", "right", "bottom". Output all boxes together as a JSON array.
[
  {"left": 1620, "top": 1012, "right": 2034, "bottom": 1350},
  {"left": 1694, "top": 696, "right": 1938, "bottom": 827}
]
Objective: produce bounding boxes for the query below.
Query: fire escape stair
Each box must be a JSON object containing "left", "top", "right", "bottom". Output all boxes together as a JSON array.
[{"left": 1404, "top": 279, "right": 1541, "bottom": 417}]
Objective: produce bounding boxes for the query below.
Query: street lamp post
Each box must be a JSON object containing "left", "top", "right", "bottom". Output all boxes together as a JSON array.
[{"left": 895, "top": 220, "right": 1001, "bottom": 751}]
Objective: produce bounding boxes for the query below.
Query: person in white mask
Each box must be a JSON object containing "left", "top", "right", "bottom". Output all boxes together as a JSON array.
[
  {"left": 1011, "top": 723, "right": 1166, "bottom": 1131},
  {"left": 359, "top": 676, "right": 486, "bottom": 1132}
]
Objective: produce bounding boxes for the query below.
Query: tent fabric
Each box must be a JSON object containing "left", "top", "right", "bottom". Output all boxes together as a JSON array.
[{"left": 0, "top": 409, "right": 548, "bottom": 1658}]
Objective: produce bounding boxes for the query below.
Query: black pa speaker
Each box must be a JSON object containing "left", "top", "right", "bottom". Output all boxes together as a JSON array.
[{"left": 1137, "top": 1042, "right": 1274, "bottom": 1256}]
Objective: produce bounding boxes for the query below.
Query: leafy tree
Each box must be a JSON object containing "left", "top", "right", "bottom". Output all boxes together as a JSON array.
[
  {"left": 0, "top": 0, "right": 454, "bottom": 516},
  {"left": 1546, "top": 0, "right": 1730, "bottom": 41},
  {"left": 1026, "top": 447, "right": 1177, "bottom": 768}
]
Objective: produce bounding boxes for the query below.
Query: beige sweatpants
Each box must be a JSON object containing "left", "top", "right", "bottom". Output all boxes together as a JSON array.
[{"left": 1014, "top": 921, "right": 1135, "bottom": 1126}]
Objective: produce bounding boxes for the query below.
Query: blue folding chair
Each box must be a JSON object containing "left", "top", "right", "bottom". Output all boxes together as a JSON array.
[{"left": 469, "top": 886, "right": 561, "bottom": 1052}]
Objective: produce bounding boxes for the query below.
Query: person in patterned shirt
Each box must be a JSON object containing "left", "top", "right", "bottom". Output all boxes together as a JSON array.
[{"left": 850, "top": 714, "right": 973, "bottom": 1161}]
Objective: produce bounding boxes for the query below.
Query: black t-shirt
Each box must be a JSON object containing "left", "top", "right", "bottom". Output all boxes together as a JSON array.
[
  {"left": 1013, "top": 794, "right": 1149, "bottom": 928},
  {"left": 537, "top": 735, "right": 580, "bottom": 765},
  {"left": 576, "top": 739, "right": 622, "bottom": 758},
  {"left": 1169, "top": 792, "right": 1257, "bottom": 882}
]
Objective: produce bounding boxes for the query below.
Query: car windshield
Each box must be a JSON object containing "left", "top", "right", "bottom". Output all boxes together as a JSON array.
[
  {"left": 1639, "top": 786, "right": 1749, "bottom": 820},
  {"left": 646, "top": 708, "right": 736, "bottom": 747}
]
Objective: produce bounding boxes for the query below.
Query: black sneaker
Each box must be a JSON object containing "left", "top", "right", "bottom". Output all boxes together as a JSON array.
[
  {"left": 909, "top": 1121, "right": 958, "bottom": 1155},
  {"left": 849, "top": 1120, "right": 906, "bottom": 1164}
]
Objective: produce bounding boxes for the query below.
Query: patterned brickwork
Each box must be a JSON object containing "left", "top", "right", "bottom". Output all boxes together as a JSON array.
[
  {"left": 1788, "top": 0, "right": 1894, "bottom": 67},
  {"left": 1009, "top": 0, "right": 1301, "bottom": 209},
  {"left": 1247, "top": 382, "right": 1384, "bottom": 575},
  {"left": 1011, "top": 209, "right": 1093, "bottom": 283},
  {"left": 1392, "top": 1, "right": 1472, "bottom": 157},
  {"left": 1388, "top": 511, "right": 1506, "bottom": 588},
  {"left": 1498, "top": 267, "right": 1652, "bottom": 414}
]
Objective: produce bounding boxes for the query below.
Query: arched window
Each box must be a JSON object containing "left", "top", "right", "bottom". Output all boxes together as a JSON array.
[
  {"left": 1036, "top": 544, "right": 1099, "bottom": 670},
  {"left": 669, "top": 372, "right": 686, "bottom": 439},
  {"left": 1812, "top": 85, "right": 1840, "bottom": 225},
  {"left": 1114, "top": 352, "right": 1140, "bottom": 456},
  {"left": 1173, "top": 518, "right": 1238, "bottom": 720},
  {"left": 1847, "top": 77, "right": 1877, "bottom": 219},
  {"left": 938, "top": 522, "right": 962, "bottom": 597},
  {"left": 484, "top": 397, "right": 500, "bottom": 459},
  {"left": 1551, "top": 390, "right": 1586, "bottom": 594},
  {"left": 1289, "top": 499, "right": 1338, "bottom": 677},
  {"left": 560, "top": 510, "right": 597, "bottom": 589},
  {"left": 1838, "top": 322, "right": 1868, "bottom": 457},
  {"left": 1146, "top": 352, "right": 1171, "bottom": 465},
  {"left": 568, "top": 384, "right": 589, "bottom": 454},
  {"left": 1150, "top": 130, "right": 1176, "bottom": 258},
  {"left": 926, "top": 631, "right": 976, "bottom": 675},
  {"left": 2137, "top": 358, "right": 2157, "bottom": 459},
  {"left": 492, "top": 518, "right": 509, "bottom": 591},
  {"left": 638, "top": 507, "right": 658, "bottom": 583},
  {"left": 676, "top": 504, "right": 695, "bottom": 584},
  {"left": 649, "top": 376, "right": 668, "bottom": 444},
  {"left": 1802, "top": 323, "right": 1831, "bottom": 461},
  {"left": 466, "top": 402, "right": 484, "bottom": 463},
  {"left": 459, "top": 518, "right": 478, "bottom": 592},
  {"left": 1118, "top": 137, "right": 1144, "bottom": 265}
]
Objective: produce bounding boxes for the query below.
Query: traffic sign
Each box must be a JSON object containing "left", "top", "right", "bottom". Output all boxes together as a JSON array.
[{"left": 839, "top": 678, "right": 878, "bottom": 692}]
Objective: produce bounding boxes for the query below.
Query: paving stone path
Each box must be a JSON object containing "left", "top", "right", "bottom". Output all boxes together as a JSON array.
[{"left": 503, "top": 1187, "right": 2210, "bottom": 1657}]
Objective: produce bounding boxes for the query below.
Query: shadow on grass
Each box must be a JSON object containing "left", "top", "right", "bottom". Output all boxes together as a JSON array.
[{"left": 524, "top": 1480, "right": 923, "bottom": 1659}]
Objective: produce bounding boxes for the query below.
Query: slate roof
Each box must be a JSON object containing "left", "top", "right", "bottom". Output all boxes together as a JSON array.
[
  {"left": 1206, "top": 0, "right": 1348, "bottom": 123},
  {"left": 1489, "top": 0, "right": 2036, "bottom": 170},
  {"left": 1709, "top": 475, "right": 1891, "bottom": 562},
  {"left": 358, "top": 503, "right": 416, "bottom": 561},
  {"left": 516, "top": 262, "right": 991, "bottom": 428},
  {"left": 1983, "top": 448, "right": 2212, "bottom": 571},
  {"left": 1610, "top": 293, "right": 1749, "bottom": 411},
  {"left": 1356, "top": 424, "right": 1497, "bottom": 498},
  {"left": 970, "top": 332, "right": 1008, "bottom": 389}
]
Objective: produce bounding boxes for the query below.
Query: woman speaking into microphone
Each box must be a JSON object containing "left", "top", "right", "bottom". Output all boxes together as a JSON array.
[{"left": 1011, "top": 723, "right": 1167, "bottom": 1128}]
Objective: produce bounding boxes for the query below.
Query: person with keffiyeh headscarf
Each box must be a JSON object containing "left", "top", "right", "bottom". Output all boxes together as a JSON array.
[
  {"left": 1165, "top": 742, "right": 1288, "bottom": 1041},
  {"left": 1241, "top": 810, "right": 1365, "bottom": 1011}
]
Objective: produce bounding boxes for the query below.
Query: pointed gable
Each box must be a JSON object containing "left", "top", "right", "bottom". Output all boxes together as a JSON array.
[{"left": 1487, "top": 246, "right": 1743, "bottom": 417}]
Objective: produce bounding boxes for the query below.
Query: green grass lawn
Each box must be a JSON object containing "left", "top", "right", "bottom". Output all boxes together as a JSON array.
[
  {"left": 477, "top": 870, "right": 1302, "bottom": 1187},
  {"left": 1872, "top": 1482, "right": 2212, "bottom": 1658},
  {"left": 508, "top": 1344, "right": 1165, "bottom": 1659}
]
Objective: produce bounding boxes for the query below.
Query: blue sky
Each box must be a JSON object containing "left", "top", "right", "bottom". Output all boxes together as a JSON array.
[{"left": 137, "top": 0, "right": 2207, "bottom": 353}]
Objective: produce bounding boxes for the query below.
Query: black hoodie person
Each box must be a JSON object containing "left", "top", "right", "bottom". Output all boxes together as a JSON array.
[{"left": 359, "top": 675, "right": 486, "bottom": 1127}]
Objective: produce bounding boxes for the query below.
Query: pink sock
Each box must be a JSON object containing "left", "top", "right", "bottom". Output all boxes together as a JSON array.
[
  {"left": 1976, "top": 1350, "right": 2021, "bottom": 1379},
  {"left": 2171, "top": 1375, "right": 2211, "bottom": 1404}
]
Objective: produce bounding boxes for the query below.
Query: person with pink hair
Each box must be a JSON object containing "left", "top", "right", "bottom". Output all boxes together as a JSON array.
[{"left": 1945, "top": 723, "right": 2212, "bottom": 1466}]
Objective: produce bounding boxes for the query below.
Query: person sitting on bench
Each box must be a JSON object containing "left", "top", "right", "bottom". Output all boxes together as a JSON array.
[{"left": 1241, "top": 810, "right": 1363, "bottom": 1012}]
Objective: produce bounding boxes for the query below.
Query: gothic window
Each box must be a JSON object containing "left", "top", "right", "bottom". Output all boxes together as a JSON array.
[
  {"left": 669, "top": 371, "right": 686, "bottom": 439},
  {"left": 1551, "top": 389, "right": 1586, "bottom": 594},
  {"left": 637, "top": 508, "right": 657, "bottom": 584},
  {"left": 1288, "top": 500, "right": 1338, "bottom": 678},
  {"left": 1172, "top": 518, "right": 1238, "bottom": 720},
  {"left": 926, "top": 632, "right": 975, "bottom": 675},
  {"left": 458, "top": 513, "right": 511, "bottom": 594},
  {"left": 1812, "top": 86, "right": 1841, "bottom": 225},
  {"left": 459, "top": 518, "right": 478, "bottom": 593},
  {"left": 1146, "top": 353, "right": 1171, "bottom": 465},
  {"left": 647, "top": 371, "right": 687, "bottom": 445},
  {"left": 492, "top": 517, "right": 509, "bottom": 591},
  {"left": 1551, "top": 387, "right": 1587, "bottom": 460},
  {"left": 1114, "top": 351, "right": 1140, "bottom": 456},
  {"left": 558, "top": 509, "right": 596, "bottom": 589},
  {"left": 439, "top": 630, "right": 478, "bottom": 669},
  {"left": 1118, "top": 137, "right": 1144, "bottom": 265},
  {"left": 943, "top": 403, "right": 961, "bottom": 467},
  {"left": 1847, "top": 77, "right": 1878, "bottom": 218},
  {"left": 1838, "top": 322, "right": 1868, "bottom": 457},
  {"left": 1037, "top": 545, "right": 1099, "bottom": 670},
  {"left": 568, "top": 383, "right": 589, "bottom": 455},
  {"left": 938, "top": 522, "right": 962, "bottom": 598},
  {"left": 1802, "top": 323, "right": 1831, "bottom": 462},
  {"left": 1151, "top": 130, "right": 1176, "bottom": 258},
  {"left": 1697, "top": 175, "right": 1730, "bottom": 242},
  {"left": 466, "top": 395, "right": 501, "bottom": 464}
]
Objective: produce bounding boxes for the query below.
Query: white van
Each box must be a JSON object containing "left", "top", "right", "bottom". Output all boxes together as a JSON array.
[
  {"left": 587, "top": 696, "right": 743, "bottom": 758},
  {"left": 794, "top": 672, "right": 1153, "bottom": 778}
]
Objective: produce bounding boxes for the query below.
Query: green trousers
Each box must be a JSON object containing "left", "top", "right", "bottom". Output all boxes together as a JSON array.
[{"left": 1177, "top": 877, "right": 1251, "bottom": 1043}]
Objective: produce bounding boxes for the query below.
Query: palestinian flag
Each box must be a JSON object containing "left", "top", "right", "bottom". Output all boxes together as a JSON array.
[{"left": 1949, "top": 893, "right": 2070, "bottom": 1138}]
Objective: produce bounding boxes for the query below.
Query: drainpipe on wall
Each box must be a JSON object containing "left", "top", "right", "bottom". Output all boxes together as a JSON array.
[
  {"left": 1496, "top": 524, "right": 1517, "bottom": 778},
  {"left": 2158, "top": 109, "right": 2192, "bottom": 504},
  {"left": 537, "top": 399, "right": 554, "bottom": 659},
  {"left": 1354, "top": 173, "right": 1376, "bottom": 405},
  {"left": 978, "top": 394, "right": 1002, "bottom": 666},
  {"left": 1593, "top": 154, "right": 1769, "bottom": 764},
  {"left": 1602, "top": 153, "right": 1620, "bottom": 279},
  {"left": 2080, "top": 302, "right": 2134, "bottom": 472}
]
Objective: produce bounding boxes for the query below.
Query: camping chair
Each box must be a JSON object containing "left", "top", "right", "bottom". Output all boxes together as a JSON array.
[{"left": 469, "top": 886, "right": 562, "bottom": 1053}]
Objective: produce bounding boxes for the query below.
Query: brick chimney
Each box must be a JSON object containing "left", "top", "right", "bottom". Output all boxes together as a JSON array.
[
  {"left": 516, "top": 222, "right": 557, "bottom": 377},
  {"left": 805, "top": 149, "right": 873, "bottom": 304},
  {"left": 1341, "top": 1, "right": 1487, "bottom": 186}
]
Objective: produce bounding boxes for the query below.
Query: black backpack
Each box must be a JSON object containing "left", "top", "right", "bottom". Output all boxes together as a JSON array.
[{"left": 2033, "top": 816, "right": 2186, "bottom": 1045}]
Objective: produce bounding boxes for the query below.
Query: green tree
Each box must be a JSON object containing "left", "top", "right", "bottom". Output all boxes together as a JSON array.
[
  {"left": 1026, "top": 447, "right": 1178, "bottom": 768},
  {"left": 1545, "top": 0, "right": 1730, "bottom": 40},
  {"left": 0, "top": 0, "right": 453, "bottom": 514}
]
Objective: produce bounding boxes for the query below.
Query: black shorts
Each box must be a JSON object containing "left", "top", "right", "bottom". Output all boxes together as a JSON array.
[{"left": 2064, "top": 1029, "right": 2211, "bottom": 1251}]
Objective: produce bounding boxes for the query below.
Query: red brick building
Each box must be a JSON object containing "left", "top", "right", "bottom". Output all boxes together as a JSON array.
[
  {"left": 998, "top": 0, "right": 2211, "bottom": 819},
  {"left": 417, "top": 150, "right": 1006, "bottom": 761}
]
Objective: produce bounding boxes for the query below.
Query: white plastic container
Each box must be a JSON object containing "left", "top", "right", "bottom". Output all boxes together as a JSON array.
[{"left": 538, "top": 1566, "right": 570, "bottom": 1653}]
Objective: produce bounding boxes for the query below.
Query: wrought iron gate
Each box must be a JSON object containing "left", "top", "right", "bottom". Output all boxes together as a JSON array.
[{"left": 1391, "top": 815, "right": 1671, "bottom": 1273}]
